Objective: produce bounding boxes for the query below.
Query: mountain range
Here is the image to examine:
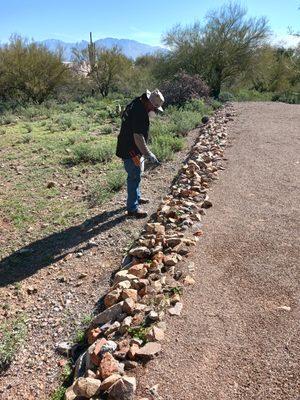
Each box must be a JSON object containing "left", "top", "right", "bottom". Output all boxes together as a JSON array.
[{"left": 39, "top": 38, "right": 164, "bottom": 60}]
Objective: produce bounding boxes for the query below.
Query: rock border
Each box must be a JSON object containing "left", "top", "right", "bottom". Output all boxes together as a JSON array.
[{"left": 63, "top": 104, "right": 235, "bottom": 400}]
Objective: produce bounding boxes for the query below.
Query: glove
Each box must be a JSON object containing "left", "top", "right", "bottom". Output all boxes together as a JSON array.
[{"left": 147, "top": 152, "right": 159, "bottom": 164}]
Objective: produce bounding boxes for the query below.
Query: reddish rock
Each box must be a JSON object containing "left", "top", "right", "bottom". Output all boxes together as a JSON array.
[
  {"left": 146, "top": 326, "right": 165, "bottom": 342},
  {"left": 107, "top": 376, "right": 136, "bottom": 400},
  {"left": 136, "top": 342, "right": 161, "bottom": 359},
  {"left": 98, "top": 352, "right": 120, "bottom": 380},
  {"left": 87, "top": 327, "right": 101, "bottom": 345},
  {"left": 127, "top": 343, "right": 140, "bottom": 360},
  {"left": 90, "top": 338, "right": 107, "bottom": 366},
  {"left": 128, "top": 264, "right": 148, "bottom": 278},
  {"left": 122, "top": 298, "right": 136, "bottom": 315},
  {"left": 100, "top": 374, "right": 121, "bottom": 392},
  {"left": 104, "top": 289, "right": 121, "bottom": 308},
  {"left": 121, "top": 289, "right": 138, "bottom": 302},
  {"left": 73, "top": 377, "right": 101, "bottom": 398},
  {"left": 163, "top": 254, "right": 178, "bottom": 266}
]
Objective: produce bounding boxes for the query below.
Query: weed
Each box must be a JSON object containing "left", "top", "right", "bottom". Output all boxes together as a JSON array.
[
  {"left": 151, "top": 134, "right": 184, "bottom": 161},
  {"left": 106, "top": 169, "right": 126, "bottom": 192},
  {"left": 69, "top": 141, "right": 115, "bottom": 164},
  {"left": 0, "top": 314, "right": 27, "bottom": 372},
  {"left": 127, "top": 325, "right": 149, "bottom": 343},
  {"left": 169, "top": 286, "right": 183, "bottom": 295},
  {"left": 23, "top": 123, "right": 32, "bottom": 133},
  {"left": 20, "top": 134, "right": 32, "bottom": 144},
  {"left": 88, "top": 183, "right": 112, "bottom": 206},
  {"left": 73, "top": 328, "right": 85, "bottom": 344},
  {"left": 50, "top": 386, "right": 66, "bottom": 400},
  {"left": 81, "top": 314, "right": 93, "bottom": 325},
  {"left": 55, "top": 115, "right": 73, "bottom": 131},
  {"left": 0, "top": 114, "right": 15, "bottom": 125},
  {"left": 101, "top": 125, "right": 113, "bottom": 135}
]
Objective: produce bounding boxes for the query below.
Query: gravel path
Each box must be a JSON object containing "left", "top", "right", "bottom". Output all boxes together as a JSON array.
[{"left": 137, "top": 102, "right": 300, "bottom": 400}]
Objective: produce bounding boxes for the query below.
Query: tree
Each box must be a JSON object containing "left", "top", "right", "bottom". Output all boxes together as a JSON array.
[
  {"left": 161, "top": 2, "right": 270, "bottom": 97},
  {"left": 0, "top": 35, "right": 69, "bottom": 103},
  {"left": 72, "top": 43, "right": 132, "bottom": 97}
]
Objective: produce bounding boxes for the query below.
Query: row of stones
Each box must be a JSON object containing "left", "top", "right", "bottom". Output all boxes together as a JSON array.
[{"left": 63, "top": 105, "right": 234, "bottom": 400}]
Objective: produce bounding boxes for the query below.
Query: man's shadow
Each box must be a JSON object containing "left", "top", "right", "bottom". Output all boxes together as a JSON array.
[{"left": 0, "top": 207, "right": 127, "bottom": 288}]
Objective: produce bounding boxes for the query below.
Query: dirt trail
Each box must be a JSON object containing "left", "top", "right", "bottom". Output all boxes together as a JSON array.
[
  {"left": 137, "top": 102, "right": 300, "bottom": 400},
  {"left": 0, "top": 127, "right": 201, "bottom": 399}
]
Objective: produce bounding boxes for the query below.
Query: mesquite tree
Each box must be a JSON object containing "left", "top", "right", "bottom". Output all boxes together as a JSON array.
[{"left": 162, "top": 3, "right": 270, "bottom": 97}]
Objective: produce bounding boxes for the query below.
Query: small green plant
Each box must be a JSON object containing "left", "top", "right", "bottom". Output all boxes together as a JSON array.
[
  {"left": 106, "top": 169, "right": 126, "bottom": 192},
  {"left": 88, "top": 183, "right": 112, "bottom": 206},
  {"left": 50, "top": 386, "right": 66, "bottom": 400},
  {"left": 151, "top": 134, "right": 184, "bottom": 161},
  {"left": 20, "top": 134, "right": 32, "bottom": 144},
  {"left": 0, "top": 128, "right": 6, "bottom": 135},
  {"left": 0, "top": 314, "right": 27, "bottom": 372},
  {"left": 0, "top": 114, "right": 15, "bottom": 125},
  {"left": 23, "top": 123, "right": 32, "bottom": 133},
  {"left": 127, "top": 325, "right": 149, "bottom": 343},
  {"left": 168, "top": 286, "right": 183, "bottom": 296},
  {"left": 101, "top": 125, "right": 113, "bottom": 135},
  {"left": 73, "top": 328, "right": 85, "bottom": 344},
  {"left": 55, "top": 115, "right": 73, "bottom": 131},
  {"left": 69, "top": 141, "right": 115, "bottom": 164}
]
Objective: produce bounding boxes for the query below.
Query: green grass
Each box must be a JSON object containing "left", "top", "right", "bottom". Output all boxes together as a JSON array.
[
  {"left": 0, "top": 314, "right": 27, "bottom": 372},
  {"left": 68, "top": 140, "right": 116, "bottom": 164}
]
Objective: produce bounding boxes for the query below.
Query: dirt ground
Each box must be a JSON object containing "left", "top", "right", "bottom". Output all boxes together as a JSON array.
[
  {"left": 0, "top": 124, "right": 201, "bottom": 399},
  {"left": 136, "top": 102, "right": 300, "bottom": 400}
]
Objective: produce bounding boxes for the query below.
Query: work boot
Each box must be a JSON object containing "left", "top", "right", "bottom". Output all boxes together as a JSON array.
[
  {"left": 138, "top": 198, "right": 150, "bottom": 205},
  {"left": 127, "top": 209, "right": 148, "bottom": 219}
]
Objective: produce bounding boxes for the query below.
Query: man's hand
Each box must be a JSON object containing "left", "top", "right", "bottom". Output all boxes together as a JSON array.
[{"left": 147, "top": 152, "right": 159, "bottom": 164}]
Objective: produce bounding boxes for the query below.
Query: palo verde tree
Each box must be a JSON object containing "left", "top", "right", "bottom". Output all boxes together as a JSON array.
[
  {"left": 0, "top": 35, "right": 69, "bottom": 103},
  {"left": 72, "top": 38, "right": 132, "bottom": 97},
  {"left": 161, "top": 2, "right": 270, "bottom": 97}
]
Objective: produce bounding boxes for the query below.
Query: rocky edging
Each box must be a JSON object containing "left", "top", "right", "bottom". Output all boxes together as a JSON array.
[{"left": 60, "top": 104, "right": 235, "bottom": 400}]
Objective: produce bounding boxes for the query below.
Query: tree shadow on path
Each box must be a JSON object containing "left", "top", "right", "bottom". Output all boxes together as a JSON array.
[{"left": 0, "top": 207, "right": 127, "bottom": 288}]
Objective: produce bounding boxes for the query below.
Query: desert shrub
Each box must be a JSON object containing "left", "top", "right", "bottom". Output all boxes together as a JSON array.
[
  {"left": 150, "top": 119, "right": 176, "bottom": 139},
  {"left": 219, "top": 91, "right": 236, "bottom": 102},
  {"left": 23, "top": 123, "right": 32, "bottom": 133},
  {"left": 182, "top": 98, "right": 210, "bottom": 114},
  {"left": 0, "top": 36, "right": 69, "bottom": 103},
  {"left": 151, "top": 134, "right": 184, "bottom": 161},
  {"left": 172, "top": 110, "right": 202, "bottom": 135},
  {"left": 160, "top": 72, "right": 210, "bottom": 106},
  {"left": 0, "top": 113, "right": 16, "bottom": 125},
  {"left": 88, "top": 183, "right": 112, "bottom": 206},
  {"left": 94, "top": 110, "right": 109, "bottom": 122},
  {"left": 101, "top": 125, "right": 113, "bottom": 135},
  {"left": 55, "top": 115, "right": 73, "bottom": 130},
  {"left": 106, "top": 169, "right": 126, "bottom": 192},
  {"left": 272, "top": 92, "right": 300, "bottom": 104},
  {"left": 69, "top": 141, "right": 115, "bottom": 164},
  {"left": 0, "top": 314, "right": 27, "bottom": 372},
  {"left": 234, "top": 89, "right": 273, "bottom": 101}
]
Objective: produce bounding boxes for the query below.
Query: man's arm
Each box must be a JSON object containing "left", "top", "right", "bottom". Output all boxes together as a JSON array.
[
  {"left": 133, "top": 134, "right": 151, "bottom": 156},
  {"left": 133, "top": 134, "right": 159, "bottom": 163}
]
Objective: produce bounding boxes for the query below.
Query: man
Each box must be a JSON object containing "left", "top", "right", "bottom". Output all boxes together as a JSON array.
[{"left": 116, "top": 89, "right": 164, "bottom": 218}]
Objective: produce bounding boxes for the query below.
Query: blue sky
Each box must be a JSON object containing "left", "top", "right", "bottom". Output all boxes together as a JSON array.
[{"left": 1, "top": 0, "right": 299, "bottom": 47}]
